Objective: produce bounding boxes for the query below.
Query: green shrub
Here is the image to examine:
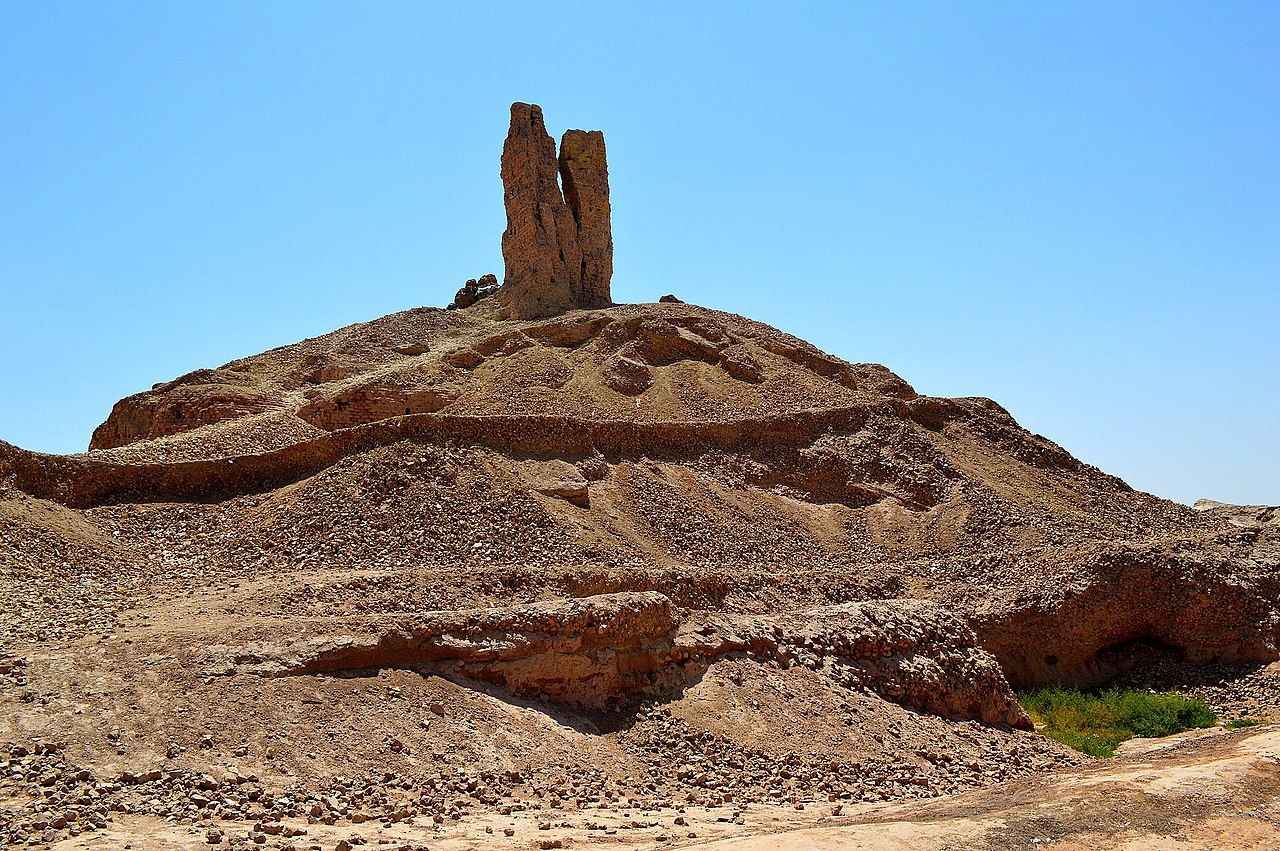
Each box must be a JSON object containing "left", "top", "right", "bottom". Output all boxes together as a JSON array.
[
  {"left": 1019, "top": 687, "right": 1217, "bottom": 757},
  {"left": 1042, "top": 728, "right": 1125, "bottom": 758},
  {"left": 1226, "top": 718, "right": 1260, "bottom": 728}
]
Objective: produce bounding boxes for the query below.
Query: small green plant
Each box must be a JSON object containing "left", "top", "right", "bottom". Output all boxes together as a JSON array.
[
  {"left": 1019, "top": 687, "right": 1217, "bottom": 757},
  {"left": 1226, "top": 717, "right": 1260, "bottom": 728}
]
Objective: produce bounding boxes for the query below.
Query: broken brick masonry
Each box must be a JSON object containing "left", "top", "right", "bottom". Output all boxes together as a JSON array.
[{"left": 498, "top": 102, "right": 613, "bottom": 319}]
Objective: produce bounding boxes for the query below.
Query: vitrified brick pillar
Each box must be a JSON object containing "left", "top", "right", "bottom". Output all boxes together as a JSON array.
[{"left": 498, "top": 103, "right": 612, "bottom": 318}]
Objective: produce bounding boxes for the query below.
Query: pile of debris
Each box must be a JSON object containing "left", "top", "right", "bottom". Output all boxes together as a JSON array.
[{"left": 447, "top": 273, "right": 499, "bottom": 310}]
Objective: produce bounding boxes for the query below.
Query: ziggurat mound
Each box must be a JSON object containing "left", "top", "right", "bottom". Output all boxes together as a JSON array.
[
  {"left": 4, "top": 300, "right": 1279, "bottom": 850},
  {"left": 7, "top": 300, "right": 1274, "bottom": 684}
]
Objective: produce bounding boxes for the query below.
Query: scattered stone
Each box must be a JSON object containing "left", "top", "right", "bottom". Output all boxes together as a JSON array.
[{"left": 448, "top": 273, "right": 499, "bottom": 310}]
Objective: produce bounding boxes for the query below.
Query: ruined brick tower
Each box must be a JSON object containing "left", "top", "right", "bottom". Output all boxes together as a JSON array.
[{"left": 498, "top": 103, "right": 613, "bottom": 319}]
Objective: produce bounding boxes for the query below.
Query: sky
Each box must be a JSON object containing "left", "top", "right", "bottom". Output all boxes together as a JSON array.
[{"left": 1, "top": 2, "right": 1276, "bottom": 506}]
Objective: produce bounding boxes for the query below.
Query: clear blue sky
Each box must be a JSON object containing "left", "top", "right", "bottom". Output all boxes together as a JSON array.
[{"left": 1, "top": 2, "right": 1276, "bottom": 505}]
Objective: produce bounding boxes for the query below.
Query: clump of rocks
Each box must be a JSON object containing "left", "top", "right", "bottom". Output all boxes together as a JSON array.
[
  {"left": 0, "top": 738, "right": 527, "bottom": 848},
  {"left": 447, "top": 273, "right": 499, "bottom": 310}
]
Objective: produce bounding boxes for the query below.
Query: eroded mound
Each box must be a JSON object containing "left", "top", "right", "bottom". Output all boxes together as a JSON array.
[
  {"left": 3, "top": 300, "right": 1278, "bottom": 698},
  {"left": 3, "top": 297, "right": 1278, "bottom": 849}
]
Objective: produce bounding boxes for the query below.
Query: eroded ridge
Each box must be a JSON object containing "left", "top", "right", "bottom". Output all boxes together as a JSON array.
[
  {"left": 203, "top": 591, "right": 1030, "bottom": 728},
  {"left": 1, "top": 401, "right": 969, "bottom": 509}
]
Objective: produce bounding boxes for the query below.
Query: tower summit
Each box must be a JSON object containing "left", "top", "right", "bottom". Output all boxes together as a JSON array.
[{"left": 498, "top": 103, "right": 613, "bottom": 318}]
